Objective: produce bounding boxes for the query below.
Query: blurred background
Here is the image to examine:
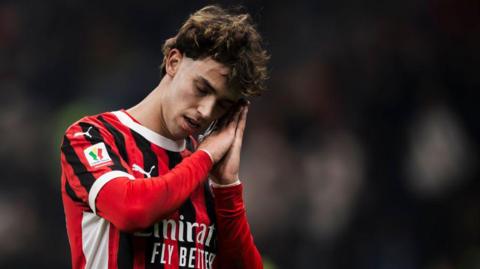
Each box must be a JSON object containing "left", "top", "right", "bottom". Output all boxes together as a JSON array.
[{"left": 1, "top": 0, "right": 479, "bottom": 268}]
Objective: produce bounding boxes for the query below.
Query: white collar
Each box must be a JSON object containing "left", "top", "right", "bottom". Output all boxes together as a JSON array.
[{"left": 112, "top": 110, "right": 186, "bottom": 152}]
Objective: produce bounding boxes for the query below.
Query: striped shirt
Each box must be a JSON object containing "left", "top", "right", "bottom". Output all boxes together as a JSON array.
[{"left": 60, "top": 110, "right": 262, "bottom": 269}]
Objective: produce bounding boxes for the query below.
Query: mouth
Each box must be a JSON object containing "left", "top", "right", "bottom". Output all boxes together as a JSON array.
[{"left": 183, "top": 116, "right": 201, "bottom": 131}]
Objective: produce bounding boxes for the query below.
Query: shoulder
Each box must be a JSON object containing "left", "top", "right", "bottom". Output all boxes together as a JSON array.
[
  {"left": 62, "top": 111, "right": 122, "bottom": 149},
  {"left": 63, "top": 111, "right": 120, "bottom": 137}
]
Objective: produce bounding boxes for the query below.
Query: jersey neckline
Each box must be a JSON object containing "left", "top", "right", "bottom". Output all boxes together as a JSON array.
[{"left": 112, "top": 110, "right": 186, "bottom": 152}]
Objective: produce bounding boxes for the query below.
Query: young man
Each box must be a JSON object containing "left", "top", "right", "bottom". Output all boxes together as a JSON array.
[{"left": 60, "top": 5, "right": 269, "bottom": 269}]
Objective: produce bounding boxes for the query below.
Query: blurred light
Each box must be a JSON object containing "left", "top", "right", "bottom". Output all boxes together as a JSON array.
[
  {"left": 302, "top": 130, "right": 365, "bottom": 242},
  {"left": 405, "top": 105, "right": 473, "bottom": 198}
]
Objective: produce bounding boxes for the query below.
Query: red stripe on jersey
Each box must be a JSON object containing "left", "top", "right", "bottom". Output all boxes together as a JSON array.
[
  {"left": 62, "top": 173, "right": 87, "bottom": 269},
  {"left": 191, "top": 185, "right": 210, "bottom": 269},
  {"left": 165, "top": 211, "right": 180, "bottom": 269},
  {"left": 108, "top": 224, "right": 119, "bottom": 269}
]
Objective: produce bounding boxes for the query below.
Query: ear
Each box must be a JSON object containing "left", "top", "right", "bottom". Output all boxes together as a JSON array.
[{"left": 165, "top": 48, "right": 183, "bottom": 77}]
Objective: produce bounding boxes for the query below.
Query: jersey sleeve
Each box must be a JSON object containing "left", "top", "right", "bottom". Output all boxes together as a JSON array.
[
  {"left": 61, "top": 119, "right": 214, "bottom": 232},
  {"left": 61, "top": 120, "right": 133, "bottom": 213},
  {"left": 212, "top": 184, "right": 263, "bottom": 269}
]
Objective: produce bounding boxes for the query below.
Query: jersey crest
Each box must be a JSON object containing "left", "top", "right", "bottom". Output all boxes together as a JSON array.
[{"left": 83, "top": 142, "right": 112, "bottom": 167}]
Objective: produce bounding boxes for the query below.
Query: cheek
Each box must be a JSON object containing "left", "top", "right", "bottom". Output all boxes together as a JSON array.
[
  {"left": 178, "top": 88, "right": 199, "bottom": 110},
  {"left": 167, "top": 85, "right": 198, "bottom": 122},
  {"left": 178, "top": 87, "right": 194, "bottom": 101},
  {"left": 169, "top": 79, "right": 189, "bottom": 101}
]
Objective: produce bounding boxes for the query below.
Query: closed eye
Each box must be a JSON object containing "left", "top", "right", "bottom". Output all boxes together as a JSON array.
[{"left": 196, "top": 86, "right": 209, "bottom": 96}]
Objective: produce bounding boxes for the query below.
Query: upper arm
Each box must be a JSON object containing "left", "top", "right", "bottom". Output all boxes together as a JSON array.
[{"left": 61, "top": 120, "right": 133, "bottom": 214}]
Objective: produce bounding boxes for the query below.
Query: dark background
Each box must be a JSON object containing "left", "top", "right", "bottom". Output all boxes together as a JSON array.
[{"left": 1, "top": 0, "right": 479, "bottom": 268}]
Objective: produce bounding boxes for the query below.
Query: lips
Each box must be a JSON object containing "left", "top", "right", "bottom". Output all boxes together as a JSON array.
[{"left": 183, "top": 116, "right": 201, "bottom": 131}]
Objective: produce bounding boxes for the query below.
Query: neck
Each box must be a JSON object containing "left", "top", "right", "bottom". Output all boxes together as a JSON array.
[{"left": 127, "top": 79, "right": 174, "bottom": 140}]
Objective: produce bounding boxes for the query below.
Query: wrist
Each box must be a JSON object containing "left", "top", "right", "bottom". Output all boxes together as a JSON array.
[
  {"left": 209, "top": 174, "right": 240, "bottom": 186},
  {"left": 209, "top": 177, "right": 241, "bottom": 188},
  {"left": 198, "top": 149, "right": 214, "bottom": 164}
]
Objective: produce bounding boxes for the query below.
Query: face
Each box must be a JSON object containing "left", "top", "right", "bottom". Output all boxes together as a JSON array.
[{"left": 160, "top": 50, "right": 241, "bottom": 140}]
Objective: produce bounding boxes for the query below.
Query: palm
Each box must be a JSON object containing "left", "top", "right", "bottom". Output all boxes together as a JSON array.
[
  {"left": 211, "top": 105, "right": 248, "bottom": 184},
  {"left": 211, "top": 145, "right": 240, "bottom": 181}
]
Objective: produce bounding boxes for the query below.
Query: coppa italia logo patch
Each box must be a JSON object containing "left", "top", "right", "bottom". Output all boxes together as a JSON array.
[{"left": 84, "top": 142, "right": 112, "bottom": 167}]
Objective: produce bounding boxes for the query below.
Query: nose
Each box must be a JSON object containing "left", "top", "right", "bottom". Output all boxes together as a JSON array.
[{"left": 197, "top": 96, "right": 216, "bottom": 120}]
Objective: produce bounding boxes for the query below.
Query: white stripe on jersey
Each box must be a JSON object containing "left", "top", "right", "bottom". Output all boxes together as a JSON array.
[
  {"left": 82, "top": 212, "right": 110, "bottom": 269},
  {"left": 112, "top": 110, "right": 186, "bottom": 152},
  {"left": 89, "top": 170, "right": 135, "bottom": 214}
]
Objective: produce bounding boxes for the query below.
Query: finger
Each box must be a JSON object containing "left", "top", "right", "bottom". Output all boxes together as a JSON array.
[
  {"left": 233, "top": 104, "right": 249, "bottom": 147},
  {"left": 226, "top": 103, "right": 243, "bottom": 131}
]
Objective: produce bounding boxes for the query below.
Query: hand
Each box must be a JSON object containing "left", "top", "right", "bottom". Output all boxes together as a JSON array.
[
  {"left": 210, "top": 102, "right": 249, "bottom": 185},
  {"left": 197, "top": 102, "right": 244, "bottom": 163}
]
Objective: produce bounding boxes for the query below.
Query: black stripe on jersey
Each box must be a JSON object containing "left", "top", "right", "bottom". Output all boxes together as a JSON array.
[
  {"left": 166, "top": 149, "right": 183, "bottom": 174},
  {"left": 65, "top": 179, "right": 83, "bottom": 203},
  {"left": 186, "top": 136, "right": 194, "bottom": 152},
  {"left": 61, "top": 135, "right": 96, "bottom": 193},
  {"left": 166, "top": 150, "right": 198, "bottom": 268},
  {"left": 78, "top": 122, "right": 128, "bottom": 173},
  {"left": 118, "top": 232, "right": 134, "bottom": 269},
  {"left": 130, "top": 131, "right": 159, "bottom": 178},
  {"left": 130, "top": 131, "right": 160, "bottom": 269},
  {"left": 97, "top": 115, "right": 130, "bottom": 164}
]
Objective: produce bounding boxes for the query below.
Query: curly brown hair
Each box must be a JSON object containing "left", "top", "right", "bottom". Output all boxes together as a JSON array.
[{"left": 161, "top": 5, "right": 270, "bottom": 97}]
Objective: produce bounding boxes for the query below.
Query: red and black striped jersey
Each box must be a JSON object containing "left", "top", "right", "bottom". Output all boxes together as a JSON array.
[{"left": 60, "top": 110, "right": 262, "bottom": 269}]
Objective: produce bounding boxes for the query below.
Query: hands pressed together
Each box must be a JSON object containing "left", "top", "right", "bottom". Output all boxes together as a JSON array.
[{"left": 197, "top": 100, "right": 249, "bottom": 185}]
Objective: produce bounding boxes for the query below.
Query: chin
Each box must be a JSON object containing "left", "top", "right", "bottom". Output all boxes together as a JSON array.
[
  {"left": 174, "top": 127, "right": 193, "bottom": 140},
  {"left": 172, "top": 131, "right": 189, "bottom": 140}
]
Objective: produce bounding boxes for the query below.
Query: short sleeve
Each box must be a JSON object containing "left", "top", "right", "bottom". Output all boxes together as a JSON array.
[{"left": 61, "top": 120, "right": 134, "bottom": 214}]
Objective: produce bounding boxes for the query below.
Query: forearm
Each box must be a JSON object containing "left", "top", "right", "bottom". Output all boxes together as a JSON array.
[
  {"left": 95, "top": 150, "right": 212, "bottom": 231},
  {"left": 213, "top": 184, "right": 263, "bottom": 269}
]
